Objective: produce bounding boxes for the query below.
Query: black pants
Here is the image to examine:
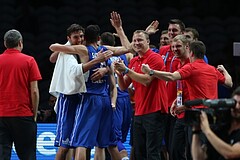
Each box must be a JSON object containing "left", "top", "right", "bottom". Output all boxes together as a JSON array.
[
  {"left": 0, "top": 117, "right": 36, "bottom": 160},
  {"left": 133, "top": 111, "right": 167, "bottom": 160},
  {"left": 171, "top": 118, "right": 192, "bottom": 160},
  {"left": 164, "top": 113, "right": 176, "bottom": 160}
]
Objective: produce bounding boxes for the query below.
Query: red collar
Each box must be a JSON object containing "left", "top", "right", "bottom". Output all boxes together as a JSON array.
[
  {"left": 3, "top": 48, "right": 21, "bottom": 54},
  {"left": 138, "top": 49, "right": 152, "bottom": 60}
]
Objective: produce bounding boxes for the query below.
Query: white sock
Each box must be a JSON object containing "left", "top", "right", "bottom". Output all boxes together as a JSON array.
[{"left": 121, "top": 157, "right": 129, "bottom": 160}]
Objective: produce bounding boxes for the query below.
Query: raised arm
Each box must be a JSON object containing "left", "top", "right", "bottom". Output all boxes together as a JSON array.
[
  {"left": 49, "top": 43, "right": 87, "bottom": 54},
  {"left": 49, "top": 43, "right": 89, "bottom": 63},
  {"left": 217, "top": 65, "right": 233, "bottom": 88},
  {"left": 104, "top": 45, "right": 132, "bottom": 56},
  {"left": 82, "top": 50, "right": 113, "bottom": 73},
  {"left": 49, "top": 41, "right": 69, "bottom": 63},
  {"left": 145, "top": 20, "right": 159, "bottom": 35},
  {"left": 110, "top": 11, "right": 131, "bottom": 49}
]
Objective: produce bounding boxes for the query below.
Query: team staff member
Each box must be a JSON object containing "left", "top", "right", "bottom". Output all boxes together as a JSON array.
[
  {"left": 0, "top": 29, "right": 42, "bottom": 160},
  {"left": 114, "top": 30, "right": 168, "bottom": 160},
  {"left": 158, "top": 20, "right": 186, "bottom": 159},
  {"left": 141, "top": 40, "right": 232, "bottom": 104},
  {"left": 159, "top": 30, "right": 170, "bottom": 48},
  {"left": 168, "top": 35, "right": 191, "bottom": 160},
  {"left": 184, "top": 27, "right": 208, "bottom": 64}
]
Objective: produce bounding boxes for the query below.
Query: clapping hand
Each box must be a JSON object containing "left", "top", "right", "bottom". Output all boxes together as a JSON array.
[
  {"left": 113, "top": 60, "right": 126, "bottom": 75},
  {"left": 141, "top": 64, "right": 151, "bottom": 74}
]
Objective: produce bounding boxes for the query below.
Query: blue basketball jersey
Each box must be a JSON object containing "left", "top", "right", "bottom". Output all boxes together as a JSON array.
[
  {"left": 109, "top": 54, "right": 129, "bottom": 98},
  {"left": 85, "top": 45, "right": 110, "bottom": 96}
]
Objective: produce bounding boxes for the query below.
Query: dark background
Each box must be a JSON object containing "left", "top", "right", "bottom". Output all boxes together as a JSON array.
[{"left": 1, "top": 0, "right": 240, "bottom": 105}]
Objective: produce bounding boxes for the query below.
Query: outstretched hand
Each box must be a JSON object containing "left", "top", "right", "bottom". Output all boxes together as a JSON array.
[
  {"left": 217, "top": 65, "right": 227, "bottom": 73},
  {"left": 110, "top": 11, "right": 122, "bottom": 29},
  {"left": 95, "top": 49, "right": 113, "bottom": 62},
  {"left": 145, "top": 20, "right": 159, "bottom": 35}
]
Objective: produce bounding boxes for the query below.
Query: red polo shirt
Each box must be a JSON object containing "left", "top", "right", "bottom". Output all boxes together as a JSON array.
[
  {"left": 0, "top": 49, "right": 42, "bottom": 117},
  {"left": 178, "top": 59, "right": 225, "bottom": 109},
  {"left": 176, "top": 58, "right": 190, "bottom": 119},
  {"left": 159, "top": 45, "right": 180, "bottom": 107},
  {"left": 128, "top": 49, "right": 168, "bottom": 115}
]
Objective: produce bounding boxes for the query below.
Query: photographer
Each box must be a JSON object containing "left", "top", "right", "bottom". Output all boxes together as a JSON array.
[{"left": 192, "top": 86, "right": 240, "bottom": 160}]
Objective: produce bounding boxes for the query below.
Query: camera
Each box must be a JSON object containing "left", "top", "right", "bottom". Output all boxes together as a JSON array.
[{"left": 184, "top": 98, "right": 236, "bottom": 127}]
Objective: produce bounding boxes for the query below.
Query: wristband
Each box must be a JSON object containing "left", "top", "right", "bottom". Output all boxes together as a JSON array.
[
  {"left": 149, "top": 70, "right": 154, "bottom": 76},
  {"left": 123, "top": 67, "right": 129, "bottom": 74},
  {"left": 111, "top": 103, "right": 116, "bottom": 110},
  {"left": 192, "top": 130, "right": 201, "bottom": 135}
]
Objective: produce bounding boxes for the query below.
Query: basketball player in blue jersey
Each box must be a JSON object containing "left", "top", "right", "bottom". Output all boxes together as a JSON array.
[
  {"left": 100, "top": 32, "right": 133, "bottom": 160},
  {"left": 50, "top": 25, "right": 131, "bottom": 160},
  {"left": 110, "top": 55, "right": 132, "bottom": 160}
]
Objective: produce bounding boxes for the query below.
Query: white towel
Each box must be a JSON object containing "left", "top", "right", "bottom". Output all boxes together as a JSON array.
[{"left": 49, "top": 52, "right": 87, "bottom": 97}]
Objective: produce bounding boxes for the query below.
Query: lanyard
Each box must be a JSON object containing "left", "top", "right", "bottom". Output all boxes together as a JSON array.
[
  {"left": 163, "top": 52, "right": 169, "bottom": 65},
  {"left": 176, "top": 80, "right": 183, "bottom": 106},
  {"left": 169, "top": 56, "right": 176, "bottom": 72}
]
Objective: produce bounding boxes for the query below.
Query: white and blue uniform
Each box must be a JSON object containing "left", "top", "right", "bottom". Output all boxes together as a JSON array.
[{"left": 49, "top": 42, "right": 87, "bottom": 148}]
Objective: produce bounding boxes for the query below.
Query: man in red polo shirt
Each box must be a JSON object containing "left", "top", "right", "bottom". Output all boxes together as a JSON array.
[
  {"left": 142, "top": 40, "right": 232, "bottom": 105},
  {"left": 167, "top": 35, "right": 191, "bottom": 160},
  {"left": 159, "top": 19, "right": 185, "bottom": 108},
  {"left": 0, "top": 29, "right": 42, "bottom": 160},
  {"left": 142, "top": 40, "right": 233, "bottom": 159},
  {"left": 114, "top": 29, "right": 168, "bottom": 160},
  {"left": 158, "top": 20, "right": 186, "bottom": 159}
]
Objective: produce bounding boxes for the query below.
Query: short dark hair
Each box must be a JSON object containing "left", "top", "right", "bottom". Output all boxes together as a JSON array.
[
  {"left": 100, "top": 32, "right": 115, "bottom": 46},
  {"left": 161, "top": 30, "right": 168, "bottom": 35},
  {"left": 85, "top": 25, "right": 100, "bottom": 43},
  {"left": 185, "top": 27, "right": 199, "bottom": 40},
  {"left": 4, "top": 29, "right": 23, "bottom": 48},
  {"left": 169, "top": 19, "right": 185, "bottom": 32},
  {"left": 66, "top": 24, "right": 84, "bottom": 37},
  {"left": 189, "top": 41, "right": 206, "bottom": 59},
  {"left": 232, "top": 86, "right": 240, "bottom": 97}
]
